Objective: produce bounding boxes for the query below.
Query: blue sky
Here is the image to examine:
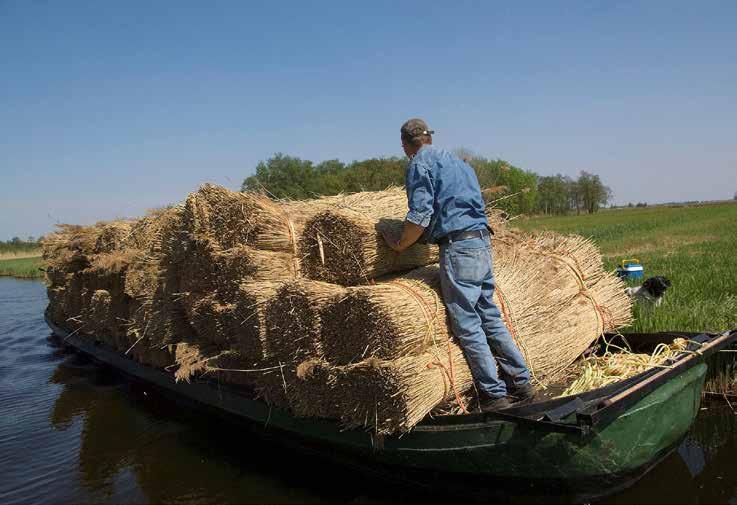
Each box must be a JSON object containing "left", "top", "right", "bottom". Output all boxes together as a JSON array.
[{"left": 1, "top": 1, "right": 735, "bottom": 240}]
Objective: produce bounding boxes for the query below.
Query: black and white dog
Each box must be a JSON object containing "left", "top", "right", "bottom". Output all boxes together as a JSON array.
[{"left": 625, "top": 276, "right": 671, "bottom": 306}]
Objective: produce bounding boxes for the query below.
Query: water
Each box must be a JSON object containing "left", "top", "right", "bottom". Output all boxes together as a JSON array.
[{"left": 0, "top": 276, "right": 735, "bottom": 504}]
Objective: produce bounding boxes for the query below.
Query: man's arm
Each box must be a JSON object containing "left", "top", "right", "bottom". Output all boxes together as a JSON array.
[
  {"left": 382, "top": 158, "right": 434, "bottom": 252},
  {"left": 382, "top": 221, "right": 425, "bottom": 252}
]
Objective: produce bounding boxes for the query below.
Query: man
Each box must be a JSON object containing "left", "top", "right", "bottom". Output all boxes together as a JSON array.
[{"left": 382, "top": 118, "right": 534, "bottom": 412}]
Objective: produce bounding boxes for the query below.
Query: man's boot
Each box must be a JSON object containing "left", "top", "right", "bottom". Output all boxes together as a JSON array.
[
  {"left": 478, "top": 395, "right": 512, "bottom": 413},
  {"left": 509, "top": 383, "right": 536, "bottom": 403}
]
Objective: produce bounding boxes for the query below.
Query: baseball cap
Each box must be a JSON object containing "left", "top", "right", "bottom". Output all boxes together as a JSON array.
[{"left": 401, "top": 118, "right": 435, "bottom": 139}]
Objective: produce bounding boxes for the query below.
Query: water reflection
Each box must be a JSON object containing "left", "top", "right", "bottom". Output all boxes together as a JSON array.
[
  {"left": 602, "top": 402, "right": 737, "bottom": 504},
  {"left": 46, "top": 350, "right": 408, "bottom": 504}
]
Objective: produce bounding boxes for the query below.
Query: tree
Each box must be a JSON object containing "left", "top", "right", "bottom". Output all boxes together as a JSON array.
[
  {"left": 241, "top": 153, "right": 315, "bottom": 199},
  {"left": 575, "top": 171, "right": 612, "bottom": 214},
  {"left": 467, "top": 157, "right": 537, "bottom": 215},
  {"left": 536, "top": 174, "right": 572, "bottom": 215},
  {"left": 339, "top": 157, "right": 406, "bottom": 193},
  {"left": 567, "top": 179, "right": 584, "bottom": 215},
  {"left": 733, "top": 191, "right": 737, "bottom": 201}
]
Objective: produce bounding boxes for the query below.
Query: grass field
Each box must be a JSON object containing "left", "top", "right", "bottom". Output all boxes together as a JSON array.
[
  {"left": 513, "top": 202, "right": 737, "bottom": 334},
  {"left": 0, "top": 256, "right": 44, "bottom": 279}
]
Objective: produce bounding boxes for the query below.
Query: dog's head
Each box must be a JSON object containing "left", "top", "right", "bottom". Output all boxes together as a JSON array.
[{"left": 642, "top": 276, "right": 671, "bottom": 298}]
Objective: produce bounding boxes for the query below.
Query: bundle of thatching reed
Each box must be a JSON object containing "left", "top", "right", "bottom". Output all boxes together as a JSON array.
[
  {"left": 264, "top": 280, "right": 347, "bottom": 364},
  {"left": 94, "top": 220, "right": 135, "bottom": 253},
  {"left": 298, "top": 187, "right": 440, "bottom": 285},
  {"left": 232, "top": 281, "right": 283, "bottom": 363},
  {"left": 177, "top": 282, "right": 280, "bottom": 367},
  {"left": 240, "top": 358, "right": 341, "bottom": 417},
  {"left": 330, "top": 343, "right": 474, "bottom": 434},
  {"left": 321, "top": 265, "right": 448, "bottom": 365},
  {"left": 182, "top": 183, "right": 342, "bottom": 254},
  {"left": 181, "top": 293, "right": 237, "bottom": 346},
  {"left": 123, "top": 206, "right": 193, "bottom": 349},
  {"left": 42, "top": 223, "right": 105, "bottom": 278},
  {"left": 178, "top": 238, "right": 298, "bottom": 296}
]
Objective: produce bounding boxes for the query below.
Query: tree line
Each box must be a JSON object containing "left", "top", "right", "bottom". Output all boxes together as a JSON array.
[
  {"left": 0, "top": 236, "right": 42, "bottom": 254},
  {"left": 242, "top": 152, "right": 612, "bottom": 216}
]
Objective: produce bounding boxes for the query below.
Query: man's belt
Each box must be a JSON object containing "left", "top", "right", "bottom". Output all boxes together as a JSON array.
[{"left": 438, "top": 229, "right": 490, "bottom": 246}]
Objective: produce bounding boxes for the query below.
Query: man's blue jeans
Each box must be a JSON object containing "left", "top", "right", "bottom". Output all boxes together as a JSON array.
[{"left": 439, "top": 235, "right": 530, "bottom": 399}]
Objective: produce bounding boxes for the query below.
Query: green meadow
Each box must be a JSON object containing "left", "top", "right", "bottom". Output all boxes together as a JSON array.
[
  {"left": 0, "top": 256, "right": 44, "bottom": 279},
  {"left": 513, "top": 202, "right": 737, "bottom": 334}
]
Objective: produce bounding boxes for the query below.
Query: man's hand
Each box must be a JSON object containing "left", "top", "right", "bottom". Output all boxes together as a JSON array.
[{"left": 381, "top": 221, "right": 425, "bottom": 253}]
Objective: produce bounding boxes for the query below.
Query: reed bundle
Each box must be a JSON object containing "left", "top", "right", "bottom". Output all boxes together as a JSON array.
[
  {"left": 181, "top": 293, "right": 238, "bottom": 347},
  {"left": 42, "top": 223, "right": 105, "bottom": 274},
  {"left": 179, "top": 238, "right": 297, "bottom": 296},
  {"left": 298, "top": 188, "right": 439, "bottom": 285},
  {"left": 88, "top": 289, "right": 113, "bottom": 332},
  {"left": 182, "top": 183, "right": 341, "bottom": 254},
  {"left": 125, "top": 206, "right": 191, "bottom": 348},
  {"left": 331, "top": 343, "right": 474, "bottom": 434},
  {"left": 123, "top": 207, "right": 180, "bottom": 252},
  {"left": 265, "top": 280, "right": 347, "bottom": 363},
  {"left": 94, "top": 220, "right": 135, "bottom": 253},
  {"left": 496, "top": 232, "right": 606, "bottom": 288},
  {"left": 321, "top": 265, "right": 449, "bottom": 365},
  {"left": 232, "top": 281, "right": 283, "bottom": 363},
  {"left": 180, "top": 283, "right": 281, "bottom": 366},
  {"left": 561, "top": 338, "right": 688, "bottom": 397},
  {"left": 244, "top": 358, "right": 340, "bottom": 418},
  {"left": 86, "top": 289, "right": 129, "bottom": 350},
  {"left": 291, "top": 359, "right": 340, "bottom": 418}
]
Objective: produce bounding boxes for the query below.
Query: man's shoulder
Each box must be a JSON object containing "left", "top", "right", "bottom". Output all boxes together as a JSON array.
[{"left": 414, "top": 145, "right": 456, "bottom": 165}]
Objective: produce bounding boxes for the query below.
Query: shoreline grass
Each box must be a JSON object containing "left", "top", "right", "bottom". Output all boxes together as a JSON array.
[{"left": 0, "top": 256, "right": 44, "bottom": 279}]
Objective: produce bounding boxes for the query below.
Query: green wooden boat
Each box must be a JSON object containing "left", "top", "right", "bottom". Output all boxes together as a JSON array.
[{"left": 45, "top": 313, "right": 736, "bottom": 503}]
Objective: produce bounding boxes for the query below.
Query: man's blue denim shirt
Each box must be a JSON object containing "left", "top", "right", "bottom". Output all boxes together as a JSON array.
[{"left": 405, "top": 145, "right": 489, "bottom": 244}]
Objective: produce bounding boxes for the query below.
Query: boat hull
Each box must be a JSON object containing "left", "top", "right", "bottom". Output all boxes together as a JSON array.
[{"left": 47, "top": 317, "right": 725, "bottom": 502}]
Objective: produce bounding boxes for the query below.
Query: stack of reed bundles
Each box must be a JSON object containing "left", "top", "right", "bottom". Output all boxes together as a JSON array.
[
  {"left": 42, "top": 222, "right": 125, "bottom": 331},
  {"left": 293, "top": 233, "right": 631, "bottom": 433},
  {"left": 298, "top": 188, "right": 439, "bottom": 285},
  {"left": 125, "top": 206, "right": 193, "bottom": 349},
  {"left": 41, "top": 184, "right": 634, "bottom": 437},
  {"left": 320, "top": 234, "right": 631, "bottom": 387}
]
